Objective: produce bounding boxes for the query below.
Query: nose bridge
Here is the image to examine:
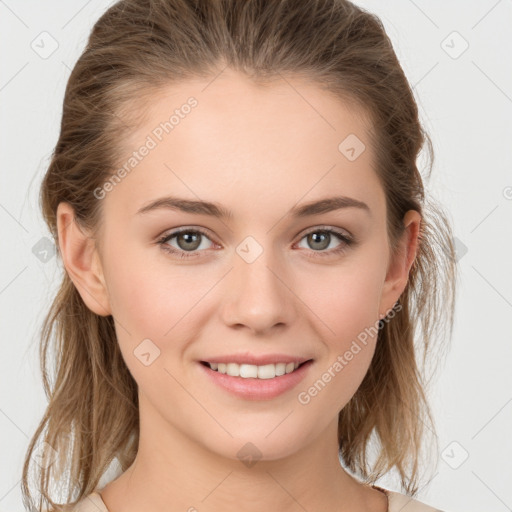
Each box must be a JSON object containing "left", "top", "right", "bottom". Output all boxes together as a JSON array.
[{"left": 221, "top": 235, "right": 294, "bottom": 332}]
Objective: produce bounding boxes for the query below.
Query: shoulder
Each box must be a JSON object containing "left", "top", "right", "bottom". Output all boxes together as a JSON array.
[
  {"left": 385, "top": 489, "right": 446, "bottom": 512},
  {"left": 67, "top": 492, "right": 109, "bottom": 512}
]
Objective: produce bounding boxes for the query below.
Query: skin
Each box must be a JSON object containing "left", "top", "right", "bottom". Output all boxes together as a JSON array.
[{"left": 57, "top": 68, "right": 421, "bottom": 512}]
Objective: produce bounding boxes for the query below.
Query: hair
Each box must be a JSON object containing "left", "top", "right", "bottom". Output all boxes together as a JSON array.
[{"left": 22, "top": 0, "right": 459, "bottom": 510}]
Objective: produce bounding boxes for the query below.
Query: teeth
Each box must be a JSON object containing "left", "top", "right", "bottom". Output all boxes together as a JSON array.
[{"left": 207, "top": 361, "right": 301, "bottom": 379}]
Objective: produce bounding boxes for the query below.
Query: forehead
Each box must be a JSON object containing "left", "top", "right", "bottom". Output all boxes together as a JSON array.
[{"left": 106, "top": 69, "right": 385, "bottom": 221}]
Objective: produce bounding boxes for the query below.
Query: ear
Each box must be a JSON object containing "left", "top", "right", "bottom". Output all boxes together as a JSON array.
[
  {"left": 378, "top": 209, "right": 421, "bottom": 318},
  {"left": 56, "top": 202, "right": 112, "bottom": 316}
]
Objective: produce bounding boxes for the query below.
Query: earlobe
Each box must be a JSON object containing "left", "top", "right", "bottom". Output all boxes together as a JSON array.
[
  {"left": 378, "top": 210, "right": 421, "bottom": 318},
  {"left": 56, "top": 202, "right": 112, "bottom": 317}
]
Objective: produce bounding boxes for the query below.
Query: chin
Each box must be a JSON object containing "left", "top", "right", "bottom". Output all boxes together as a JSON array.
[{"left": 198, "top": 428, "right": 310, "bottom": 464}]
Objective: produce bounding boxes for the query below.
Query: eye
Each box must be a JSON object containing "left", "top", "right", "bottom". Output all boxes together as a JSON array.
[
  {"left": 295, "top": 227, "right": 354, "bottom": 258},
  {"left": 157, "top": 228, "right": 216, "bottom": 259}
]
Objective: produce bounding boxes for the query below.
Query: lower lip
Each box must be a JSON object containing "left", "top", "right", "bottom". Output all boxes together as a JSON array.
[{"left": 198, "top": 360, "right": 314, "bottom": 400}]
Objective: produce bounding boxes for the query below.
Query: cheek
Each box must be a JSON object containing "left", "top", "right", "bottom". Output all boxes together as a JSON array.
[
  {"left": 296, "top": 255, "right": 386, "bottom": 407},
  {"left": 104, "top": 239, "right": 199, "bottom": 334},
  {"left": 303, "top": 260, "right": 385, "bottom": 347},
  {"left": 103, "top": 248, "right": 218, "bottom": 375},
  {"left": 106, "top": 265, "right": 169, "bottom": 336},
  {"left": 104, "top": 259, "right": 201, "bottom": 395}
]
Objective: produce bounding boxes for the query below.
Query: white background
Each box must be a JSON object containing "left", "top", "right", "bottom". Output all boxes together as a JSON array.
[{"left": 1, "top": 1, "right": 511, "bottom": 511}]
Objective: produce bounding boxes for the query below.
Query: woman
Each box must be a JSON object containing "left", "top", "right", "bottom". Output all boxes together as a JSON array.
[{"left": 22, "top": 1, "right": 458, "bottom": 511}]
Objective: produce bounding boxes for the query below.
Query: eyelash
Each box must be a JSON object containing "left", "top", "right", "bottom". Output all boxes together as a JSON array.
[{"left": 156, "top": 226, "right": 355, "bottom": 260}]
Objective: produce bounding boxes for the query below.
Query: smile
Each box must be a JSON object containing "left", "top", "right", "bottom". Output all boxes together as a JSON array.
[
  {"left": 201, "top": 361, "right": 307, "bottom": 379},
  {"left": 198, "top": 360, "right": 314, "bottom": 400}
]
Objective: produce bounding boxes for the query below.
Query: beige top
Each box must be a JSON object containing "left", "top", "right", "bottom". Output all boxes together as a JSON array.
[{"left": 70, "top": 486, "right": 445, "bottom": 512}]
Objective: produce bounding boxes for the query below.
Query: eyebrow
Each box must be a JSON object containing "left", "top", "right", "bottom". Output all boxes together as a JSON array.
[{"left": 136, "top": 195, "right": 371, "bottom": 219}]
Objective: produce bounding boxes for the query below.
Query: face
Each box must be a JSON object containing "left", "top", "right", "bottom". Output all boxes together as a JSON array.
[{"left": 62, "top": 69, "right": 417, "bottom": 463}]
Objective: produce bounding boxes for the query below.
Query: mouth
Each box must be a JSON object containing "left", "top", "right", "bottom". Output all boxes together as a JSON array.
[
  {"left": 199, "top": 359, "right": 313, "bottom": 379},
  {"left": 197, "top": 358, "right": 314, "bottom": 400}
]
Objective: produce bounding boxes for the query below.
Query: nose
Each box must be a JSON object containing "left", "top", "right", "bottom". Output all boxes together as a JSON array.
[{"left": 219, "top": 246, "right": 296, "bottom": 335}]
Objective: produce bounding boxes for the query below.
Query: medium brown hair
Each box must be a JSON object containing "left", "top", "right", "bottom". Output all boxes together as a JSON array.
[{"left": 22, "top": 0, "right": 458, "bottom": 510}]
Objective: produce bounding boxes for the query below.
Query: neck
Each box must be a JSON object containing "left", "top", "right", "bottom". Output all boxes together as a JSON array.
[{"left": 99, "top": 393, "right": 386, "bottom": 512}]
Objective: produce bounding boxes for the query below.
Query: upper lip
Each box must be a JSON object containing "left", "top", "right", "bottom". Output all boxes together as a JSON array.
[{"left": 200, "top": 353, "right": 313, "bottom": 366}]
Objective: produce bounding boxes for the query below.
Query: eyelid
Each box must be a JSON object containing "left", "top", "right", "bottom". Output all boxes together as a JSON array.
[
  {"left": 157, "top": 225, "right": 215, "bottom": 239},
  {"left": 156, "top": 226, "right": 218, "bottom": 248},
  {"left": 298, "top": 224, "right": 352, "bottom": 239}
]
